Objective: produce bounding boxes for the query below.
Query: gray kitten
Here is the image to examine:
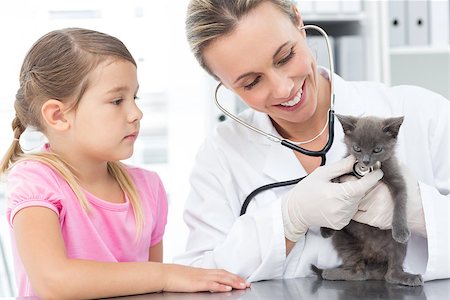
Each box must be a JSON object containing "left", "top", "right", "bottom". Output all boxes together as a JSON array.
[{"left": 312, "top": 114, "right": 423, "bottom": 286}]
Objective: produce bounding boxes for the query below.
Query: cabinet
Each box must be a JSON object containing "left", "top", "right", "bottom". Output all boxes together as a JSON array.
[
  {"left": 300, "top": 0, "right": 388, "bottom": 83},
  {"left": 386, "top": 0, "right": 450, "bottom": 99},
  {"left": 299, "top": 0, "right": 449, "bottom": 101}
]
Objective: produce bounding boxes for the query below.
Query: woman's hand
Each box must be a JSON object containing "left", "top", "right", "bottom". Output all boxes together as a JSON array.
[
  {"left": 162, "top": 264, "right": 250, "bottom": 293},
  {"left": 281, "top": 156, "right": 383, "bottom": 242},
  {"left": 352, "top": 164, "right": 426, "bottom": 237}
]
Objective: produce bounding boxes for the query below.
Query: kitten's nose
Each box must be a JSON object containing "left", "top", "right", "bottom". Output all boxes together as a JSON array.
[{"left": 362, "top": 155, "right": 370, "bottom": 165}]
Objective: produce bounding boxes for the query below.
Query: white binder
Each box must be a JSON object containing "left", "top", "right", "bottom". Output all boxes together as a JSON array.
[
  {"left": 315, "top": 0, "right": 340, "bottom": 14},
  {"left": 341, "top": 0, "right": 362, "bottom": 13},
  {"left": 429, "top": 0, "right": 450, "bottom": 46},
  {"left": 406, "top": 0, "right": 430, "bottom": 45},
  {"left": 307, "top": 35, "right": 335, "bottom": 72},
  {"left": 335, "top": 35, "right": 366, "bottom": 81},
  {"left": 297, "top": 0, "right": 314, "bottom": 14},
  {"left": 388, "top": 0, "right": 407, "bottom": 46}
]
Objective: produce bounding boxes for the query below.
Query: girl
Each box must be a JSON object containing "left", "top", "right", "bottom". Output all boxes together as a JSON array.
[
  {"left": 0, "top": 28, "right": 249, "bottom": 298},
  {"left": 175, "top": 0, "right": 449, "bottom": 282}
]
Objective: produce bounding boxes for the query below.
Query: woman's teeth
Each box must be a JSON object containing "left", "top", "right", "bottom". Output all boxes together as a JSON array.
[{"left": 280, "top": 88, "right": 302, "bottom": 107}]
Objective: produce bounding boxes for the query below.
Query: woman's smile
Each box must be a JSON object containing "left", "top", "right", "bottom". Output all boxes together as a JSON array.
[{"left": 276, "top": 80, "right": 306, "bottom": 111}]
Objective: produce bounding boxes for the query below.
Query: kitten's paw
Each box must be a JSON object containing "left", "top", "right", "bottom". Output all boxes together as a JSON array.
[
  {"left": 320, "top": 227, "right": 335, "bottom": 238},
  {"left": 392, "top": 226, "right": 410, "bottom": 244},
  {"left": 385, "top": 272, "right": 423, "bottom": 286},
  {"left": 310, "top": 264, "right": 323, "bottom": 278}
]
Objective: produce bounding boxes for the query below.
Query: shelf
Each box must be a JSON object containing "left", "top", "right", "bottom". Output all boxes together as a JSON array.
[
  {"left": 390, "top": 46, "right": 450, "bottom": 55},
  {"left": 303, "top": 12, "right": 366, "bottom": 23}
]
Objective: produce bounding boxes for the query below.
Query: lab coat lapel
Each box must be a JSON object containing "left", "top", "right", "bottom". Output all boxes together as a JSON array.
[
  {"left": 263, "top": 142, "right": 306, "bottom": 181},
  {"left": 247, "top": 112, "right": 307, "bottom": 181}
]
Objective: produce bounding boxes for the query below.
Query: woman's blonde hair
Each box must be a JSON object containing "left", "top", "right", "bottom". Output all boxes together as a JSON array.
[
  {"left": 0, "top": 28, "right": 144, "bottom": 237},
  {"left": 185, "top": 0, "right": 298, "bottom": 79}
]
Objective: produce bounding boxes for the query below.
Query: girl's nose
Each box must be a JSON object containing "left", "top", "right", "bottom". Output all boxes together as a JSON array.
[
  {"left": 128, "top": 101, "right": 143, "bottom": 123},
  {"left": 270, "top": 70, "right": 294, "bottom": 100}
]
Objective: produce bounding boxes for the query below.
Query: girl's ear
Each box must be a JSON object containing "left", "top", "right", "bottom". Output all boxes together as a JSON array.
[{"left": 41, "top": 99, "right": 71, "bottom": 131}]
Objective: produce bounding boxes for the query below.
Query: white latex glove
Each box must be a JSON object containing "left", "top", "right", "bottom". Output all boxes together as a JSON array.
[
  {"left": 352, "top": 164, "right": 426, "bottom": 237},
  {"left": 281, "top": 156, "right": 383, "bottom": 242}
]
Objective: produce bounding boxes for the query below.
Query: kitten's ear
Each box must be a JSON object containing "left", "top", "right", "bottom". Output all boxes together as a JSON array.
[
  {"left": 336, "top": 114, "right": 358, "bottom": 134},
  {"left": 382, "top": 116, "right": 404, "bottom": 138}
]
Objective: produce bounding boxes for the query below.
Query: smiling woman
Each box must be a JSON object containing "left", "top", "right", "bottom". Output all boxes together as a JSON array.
[{"left": 175, "top": 0, "right": 450, "bottom": 285}]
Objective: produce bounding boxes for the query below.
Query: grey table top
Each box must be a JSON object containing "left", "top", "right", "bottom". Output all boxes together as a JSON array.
[{"left": 103, "top": 277, "right": 450, "bottom": 300}]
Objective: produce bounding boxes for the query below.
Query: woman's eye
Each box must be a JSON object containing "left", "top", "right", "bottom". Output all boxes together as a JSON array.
[
  {"left": 353, "top": 145, "right": 361, "bottom": 152},
  {"left": 111, "top": 99, "right": 123, "bottom": 105},
  {"left": 373, "top": 146, "right": 383, "bottom": 153},
  {"left": 244, "top": 76, "right": 261, "bottom": 90},
  {"left": 134, "top": 95, "right": 140, "bottom": 101},
  {"left": 277, "top": 48, "right": 296, "bottom": 66}
]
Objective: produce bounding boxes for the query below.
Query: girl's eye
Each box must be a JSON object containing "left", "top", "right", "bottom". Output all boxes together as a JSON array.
[
  {"left": 373, "top": 146, "right": 383, "bottom": 153},
  {"left": 111, "top": 99, "right": 123, "bottom": 105},
  {"left": 353, "top": 145, "right": 361, "bottom": 152},
  {"left": 277, "top": 48, "right": 296, "bottom": 66},
  {"left": 244, "top": 75, "right": 261, "bottom": 90},
  {"left": 134, "top": 96, "right": 140, "bottom": 101}
]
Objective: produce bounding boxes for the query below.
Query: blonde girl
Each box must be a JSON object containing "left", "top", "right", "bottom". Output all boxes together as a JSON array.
[{"left": 0, "top": 28, "right": 248, "bottom": 298}]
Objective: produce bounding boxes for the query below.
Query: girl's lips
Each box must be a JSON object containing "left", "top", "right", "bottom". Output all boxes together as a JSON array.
[{"left": 124, "top": 132, "right": 139, "bottom": 140}]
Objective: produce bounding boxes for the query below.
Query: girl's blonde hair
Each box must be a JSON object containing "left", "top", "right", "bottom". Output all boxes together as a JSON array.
[
  {"left": 185, "top": 0, "right": 298, "bottom": 79},
  {"left": 0, "top": 28, "right": 144, "bottom": 237}
]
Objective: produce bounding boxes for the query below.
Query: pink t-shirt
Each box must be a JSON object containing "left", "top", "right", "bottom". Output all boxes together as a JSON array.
[{"left": 6, "top": 160, "right": 168, "bottom": 297}]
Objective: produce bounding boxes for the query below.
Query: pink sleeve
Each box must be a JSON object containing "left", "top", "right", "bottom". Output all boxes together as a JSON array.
[
  {"left": 150, "top": 175, "right": 168, "bottom": 246},
  {"left": 6, "top": 161, "right": 65, "bottom": 227}
]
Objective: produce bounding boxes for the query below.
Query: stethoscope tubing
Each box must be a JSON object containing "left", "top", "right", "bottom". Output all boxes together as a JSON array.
[{"left": 240, "top": 109, "right": 335, "bottom": 216}]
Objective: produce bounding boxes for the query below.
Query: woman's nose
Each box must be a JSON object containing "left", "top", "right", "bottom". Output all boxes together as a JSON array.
[{"left": 269, "top": 70, "right": 294, "bottom": 99}]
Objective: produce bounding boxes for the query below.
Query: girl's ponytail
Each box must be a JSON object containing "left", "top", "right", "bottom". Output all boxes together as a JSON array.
[{"left": 0, "top": 116, "right": 26, "bottom": 174}]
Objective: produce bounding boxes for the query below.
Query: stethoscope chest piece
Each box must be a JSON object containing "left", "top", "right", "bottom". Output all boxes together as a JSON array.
[{"left": 352, "top": 161, "right": 382, "bottom": 178}]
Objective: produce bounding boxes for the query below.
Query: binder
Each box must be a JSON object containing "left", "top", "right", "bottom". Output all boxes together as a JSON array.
[
  {"left": 388, "top": 0, "right": 407, "bottom": 46},
  {"left": 315, "top": 0, "right": 340, "bottom": 14},
  {"left": 341, "top": 0, "right": 362, "bottom": 14},
  {"left": 406, "top": 0, "right": 430, "bottom": 45},
  {"left": 429, "top": 0, "right": 449, "bottom": 46},
  {"left": 296, "top": 0, "right": 314, "bottom": 14},
  {"left": 335, "top": 35, "right": 366, "bottom": 81},
  {"left": 307, "top": 35, "right": 335, "bottom": 71}
]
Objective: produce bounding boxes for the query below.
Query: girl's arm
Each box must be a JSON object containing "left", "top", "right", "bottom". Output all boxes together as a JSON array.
[
  {"left": 149, "top": 241, "right": 163, "bottom": 262},
  {"left": 13, "top": 207, "right": 248, "bottom": 299}
]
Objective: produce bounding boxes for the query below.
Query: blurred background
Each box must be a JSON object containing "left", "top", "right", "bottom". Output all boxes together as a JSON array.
[{"left": 0, "top": 0, "right": 449, "bottom": 296}]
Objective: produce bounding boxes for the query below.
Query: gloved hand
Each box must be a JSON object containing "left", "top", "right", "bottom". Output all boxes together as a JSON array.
[
  {"left": 281, "top": 156, "right": 383, "bottom": 242},
  {"left": 352, "top": 164, "right": 426, "bottom": 237}
]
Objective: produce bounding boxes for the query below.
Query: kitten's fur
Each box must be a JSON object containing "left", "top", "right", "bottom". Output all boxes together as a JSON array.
[{"left": 312, "top": 114, "right": 423, "bottom": 286}]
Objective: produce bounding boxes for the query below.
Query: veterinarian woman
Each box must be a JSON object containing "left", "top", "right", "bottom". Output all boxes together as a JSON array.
[{"left": 175, "top": 0, "right": 449, "bottom": 282}]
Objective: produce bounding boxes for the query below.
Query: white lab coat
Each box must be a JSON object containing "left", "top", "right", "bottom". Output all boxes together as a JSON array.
[{"left": 174, "top": 70, "right": 450, "bottom": 282}]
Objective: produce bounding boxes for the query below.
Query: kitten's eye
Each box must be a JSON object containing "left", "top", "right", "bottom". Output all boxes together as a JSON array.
[
  {"left": 353, "top": 145, "right": 361, "bottom": 152},
  {"left": 373, "top": 146, "right": 383, "bottom": 153}
]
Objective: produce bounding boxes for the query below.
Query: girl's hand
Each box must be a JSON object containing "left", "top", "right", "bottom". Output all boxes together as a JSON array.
[{"left": 162, "top": 264, "right": 250, "bottom": 293}]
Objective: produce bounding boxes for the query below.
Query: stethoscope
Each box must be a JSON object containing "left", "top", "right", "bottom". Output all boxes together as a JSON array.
[{"left": 214, "top": 25, "right": 336, "bottom": 215}]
